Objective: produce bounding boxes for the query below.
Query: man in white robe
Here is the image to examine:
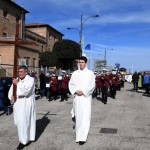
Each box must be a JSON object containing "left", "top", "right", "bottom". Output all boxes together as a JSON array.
[
  {"left": 69, "top": 56, "right": 95, "bottom": 145},
  {"left": 8, "top": 65, "right": 36, "bottom": 150}
]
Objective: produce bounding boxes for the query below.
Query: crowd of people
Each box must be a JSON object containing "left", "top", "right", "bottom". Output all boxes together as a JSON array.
[
  {"left": 132, "top": 71, "right": 150, "bottom": 94},
  {"left": 27, "top": 68, "right": 126, "bottom": 105},
  {"left": 0, "top": 56, "right": 150, "bottom": 149},
  {"left": 38, "top": 71, "right": 71, "bottom": 102},
  {"left": 27, "top": 69, "right": 150, "bottom": 103},
  {"left": 92, "top": 68, "right": 125, "bottom": 104}
]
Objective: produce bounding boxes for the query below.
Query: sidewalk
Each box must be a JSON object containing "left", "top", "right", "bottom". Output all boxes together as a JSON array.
[{"left": 0, "top": 82, "right": 150, "bottom": 150}]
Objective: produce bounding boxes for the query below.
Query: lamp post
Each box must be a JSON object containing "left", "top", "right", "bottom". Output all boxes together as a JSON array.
[
  {"left": 80, "top": 14, "right": 99, "bottom": 52},
  {"left": 67, "top": 27, "right": 80, "bottom": 40},
  {"left": 99, "top": 54, "right": 105, "bottom": 71},
  {"left": 67, "top": 14, "right": 99, "bottom": 56},
  {"left": 104, "top": 49, "right": 113, "bottom": 66}
]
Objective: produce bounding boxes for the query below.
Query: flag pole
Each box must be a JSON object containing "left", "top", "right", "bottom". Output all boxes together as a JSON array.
[{"left": 90, "top": 43, "right": 92, "bottom": 70}]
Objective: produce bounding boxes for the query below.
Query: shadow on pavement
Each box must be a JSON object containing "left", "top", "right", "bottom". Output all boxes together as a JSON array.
[
  {"left": 0, "top": 111, "right": 5, "bottom": 116},
  {"left": 35, "top": 116, "right": 50, "bottom": 141},
  {"left": 96, "top": 97, "right": 103, "bottom": 103},
  {"left": 142, "top": 93, "right": 150, "bottom": 97},
  {"left": 126, "top": 89, "right": 136, "bottom": 92},
  {"left": 126, "top": 89, "right": 149, "bottom": 95}
]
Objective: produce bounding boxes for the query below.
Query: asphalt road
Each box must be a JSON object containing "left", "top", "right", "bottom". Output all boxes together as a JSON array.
[{"left": 0, "top": 82, "right": 150, "bottom": 150}]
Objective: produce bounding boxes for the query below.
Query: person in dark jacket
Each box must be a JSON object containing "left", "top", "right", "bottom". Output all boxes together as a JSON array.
[
  {"left": 0, "top": 78, "right": 10, "bottom": 115},
  {"left": 109, "top": 71, "right": 119, "bottom": 99},
  {"left": 132, "top": 71, "right": 139, "bottom": 92},
  {"left": 143, "top": 72, "right": 150, "bottom": 94},
  {"left": 49, "top": 74, "right": 58, "bottom": 101},
  {"left": 60, "top": 74, "right": 69, "bottom": 102},
  {"left": 100, "top": 69, "right": 110, "bottom": 104},
  {"left": 39, "top": 71, "right": 46, "bottom": 98}
]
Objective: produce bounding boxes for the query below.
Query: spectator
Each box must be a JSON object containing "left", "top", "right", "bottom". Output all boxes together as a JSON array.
[
  {"left": 132, "top": 71, "right": 139, "bottom": 91},
  {"left": 0, "top": 78, "right": 10, "bottom": 115},
  {"left": 39, "top": 71, "right": 46, "bottom": 98},
  {"left": 143, "top": 72, "right": 150, "bottom": 94}
]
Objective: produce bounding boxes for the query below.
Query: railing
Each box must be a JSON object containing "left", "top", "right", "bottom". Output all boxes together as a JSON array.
[
  {"left": 0, "top": 36, "right": 15, "bottom": 41},
  {"left": 0, "top": 64, "right": 74, "bottom": 77}
]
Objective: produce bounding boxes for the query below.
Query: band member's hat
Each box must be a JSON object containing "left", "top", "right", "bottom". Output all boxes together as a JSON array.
[{"left": 102, "top": 68, "right": 106, "bottom": 71}]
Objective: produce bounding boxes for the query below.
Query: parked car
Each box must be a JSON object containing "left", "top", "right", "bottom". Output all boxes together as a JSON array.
[{"left": 1, "top": 77, "right": 12, "bottom": 106}]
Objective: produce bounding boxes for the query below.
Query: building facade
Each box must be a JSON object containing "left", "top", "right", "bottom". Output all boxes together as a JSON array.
[
  {"left": 0, "top": 0, "right": 63, "bottom": 77},
  {"left": 94, "top": 59, "right": 113, "bottom": 73}
]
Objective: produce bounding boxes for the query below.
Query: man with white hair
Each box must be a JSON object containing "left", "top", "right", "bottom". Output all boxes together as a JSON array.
[{"left": 8, "top": 65, "right": 36, "bottom": 150}]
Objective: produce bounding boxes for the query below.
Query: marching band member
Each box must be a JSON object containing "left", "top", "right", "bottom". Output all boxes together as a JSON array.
[
  {"left": 100, "top": 68, "right": 110, "bottom": 104},
  {"left": 60, "top": 74, "right": 69, "bottom": 102},
  {"left": 94, "top": 72, "right": 101, "bottom": 98},
  {"left": 109, "top": 70, "right": 119, "bottom": 99},
  {"left": 49, "top": 74, "right": 58, "bottom": 101}
]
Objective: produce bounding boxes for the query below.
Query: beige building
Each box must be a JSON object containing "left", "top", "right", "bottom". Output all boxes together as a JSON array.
[
  {"left": 0, "top": 0, "right": 64, "bottom": 77},
  {"left": 25, "top": 23, "right": 63, "bottom": 52}
]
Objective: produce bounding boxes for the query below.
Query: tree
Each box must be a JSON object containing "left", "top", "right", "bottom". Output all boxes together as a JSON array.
[
  {"left": 40, "top": 51, "right": 58, "bottom": 67},
  {"left": 53, "top": 39, "right": 81, "bottom": 59},
  {"left": 53, "top": 39, "right": 81, "bottom": 70}
]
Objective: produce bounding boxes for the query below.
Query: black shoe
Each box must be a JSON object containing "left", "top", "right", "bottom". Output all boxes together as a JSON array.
[
  {"left": 5, "top": 108, "right": 10, "bottom": 115},
  {"left": 59, "top": 100, "right": 64, "bottom": 102},
  {"left": 104, "top": 102, "right": 107, "bottom": 104},
  {"left": 72, "top": 117, "right": 75, "bottom": 122},
  {"left": 17, "top": 143, "right": 25, "bottom": 150},
  {"left": 79, "top": 141, "right": 85, "bottom": 145},
  {"left": 73, "top": 125, "right": 75, "bottom": 129}
]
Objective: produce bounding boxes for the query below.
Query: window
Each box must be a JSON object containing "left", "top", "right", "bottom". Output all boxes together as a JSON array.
[
  {"left": 16, "top": 15, "right": 20, "bottom": 22},
  {"left": 24, "top": 57, "right": 30, "bottom": 66},
  {"left": 2, "top": 27, "right": 8, "bottom": 37},
  {"left": 2, "top": 32, "right": 7, "bottom": 37},
  {"left": 55, "top": 38, "right": 58, "bottom": 42},
  {"left": 33, "top": 58, "right": 36, "bottom": 67},
  {"left": 3, "top": 9, "right": 8, "bottom": 18}
]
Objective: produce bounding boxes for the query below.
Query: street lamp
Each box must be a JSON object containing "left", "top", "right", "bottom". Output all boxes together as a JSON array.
[
  {"left": 80, "top": 14, "right": 99, "bottom": 54},
  {"left": 67, "top": 14, "right": 99, "bottom": 56},
  {"left": 98, "top": 54, "right": 105, "bottom": 71},
  {"left": 104, "top": 49, "right": 113, "bottom": 66},
  {"left": 67, "top": 27, "right": 80, "bottom": 35}
]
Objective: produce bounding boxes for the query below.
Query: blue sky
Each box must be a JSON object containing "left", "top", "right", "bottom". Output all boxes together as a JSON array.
[{"left": 15, "top": 0, "right": 150, "bottom": 72}]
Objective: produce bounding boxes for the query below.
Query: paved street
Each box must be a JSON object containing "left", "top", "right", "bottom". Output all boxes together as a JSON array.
[{"left": 0, "top": 82, "right": 150, "bottom": 150}]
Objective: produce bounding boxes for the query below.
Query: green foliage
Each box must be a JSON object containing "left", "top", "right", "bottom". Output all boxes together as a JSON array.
[
  {"left": 53, "top": 39, "right": 81, "bottom": 59},
  {"left": 40, "top": 51, "right": 58, "bottom": 67}
]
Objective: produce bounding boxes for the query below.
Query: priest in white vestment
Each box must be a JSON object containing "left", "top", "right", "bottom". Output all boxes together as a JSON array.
[
  {"left": 8, "top": 65, "right": 36, "bottom": 150},
  {"left": 69, "top": 56, "right": 95, "bottom": 145}
]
